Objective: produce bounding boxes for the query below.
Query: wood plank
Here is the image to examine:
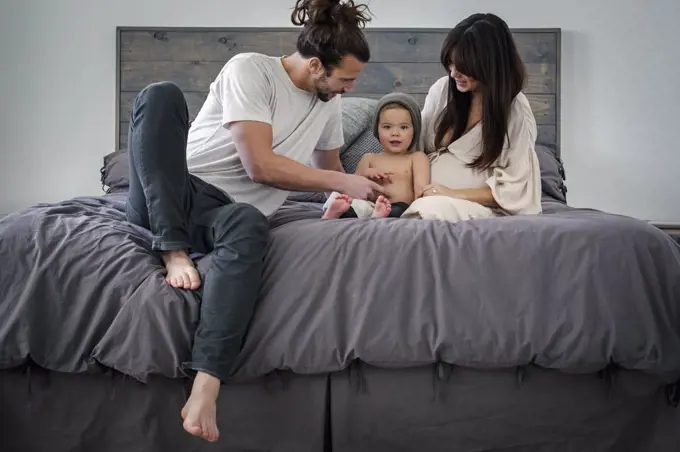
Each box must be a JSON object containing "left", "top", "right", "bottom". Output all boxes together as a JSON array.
[
  {"left": 525, "top": 63, "right": 556, "bottom": 94},
  {"left": 120, "top": 31, "right": 299, "bottom": 62},
  {"left": 358, "top": 63, "right": 442, "bottom": 94},
  {"left": 120, "top": 61, "right": 555, "bottom": 94},
  {"left": 119, "top": 122, "right": 129, "bottom": 150},
  {"left": 366, "top": 31, "right": 556, "bottom": 64},
  {"left": 512, "top": 32, "right": 558, "bottom": 65},
  {"left": 344, "top": 92, "right": 427, "bottom": 108},
  {"left": 120, "top": 120, "right": 557, "bottom": 151},
  {"left": 527, "top": 94, "right": 556, "bottom": 125},
  {"left": 537, "top": 124, "right": 556, "bottom": 147},
  {"left": 120, "top": 30, "right": 556, "bottom": 64},
  {"left": 364, "top": 31, "right": 445, "bottom": 63}
]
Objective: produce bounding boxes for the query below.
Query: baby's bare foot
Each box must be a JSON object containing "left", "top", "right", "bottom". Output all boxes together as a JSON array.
[
  {"left": 322, "top": 194, "right": 353, "bottom": 219},
  {"left": 162, "top": 250, "right": 201, "bottom": 290},
  {"left": 181, "top": 372, "right": 220, "bottom": 442},
  {"left": 372, "top": 195, "right": 392, "bottom": 218}
]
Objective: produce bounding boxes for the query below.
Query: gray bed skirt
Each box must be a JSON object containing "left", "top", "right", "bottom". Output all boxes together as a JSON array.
[{"left": 2, "top": 364, "right": 679, "bottom": 452}]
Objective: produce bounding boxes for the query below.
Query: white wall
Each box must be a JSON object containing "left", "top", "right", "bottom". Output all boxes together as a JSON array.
[{"left": 1, "top": 0, "right": 678, "bottom": 221}]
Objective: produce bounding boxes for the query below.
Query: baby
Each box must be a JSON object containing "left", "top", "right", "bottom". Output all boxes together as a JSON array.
[{"left": 323, "top": 92, "right": 430, "bottom": 219}]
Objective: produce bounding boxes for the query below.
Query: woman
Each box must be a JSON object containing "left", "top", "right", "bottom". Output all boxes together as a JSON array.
[{"left": 401, "top": 13, "right": 542, "bottom": 222}]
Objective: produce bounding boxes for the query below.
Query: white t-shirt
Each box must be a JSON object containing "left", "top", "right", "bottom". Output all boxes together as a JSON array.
[{"left": 185, "top": 53, "right": 344, "bottom": 216}]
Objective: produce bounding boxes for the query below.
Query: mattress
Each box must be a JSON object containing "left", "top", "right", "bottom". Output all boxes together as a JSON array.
[
  {"left": 2, "top": 364, "right": 680, "bottom": 452},
  {"left": 1, "top": 192, "right": 680, "bottom": 450}
]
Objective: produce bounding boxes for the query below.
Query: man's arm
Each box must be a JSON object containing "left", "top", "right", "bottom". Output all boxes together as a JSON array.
[
  {"left": 217, "top": 58, "right": 384, "bottom": 198},
  {"left": 311, "top": 148, "right": 345, "bottom": 173},
  {"left": 230, "top": 120, "right": 348, "bottom": 192}
]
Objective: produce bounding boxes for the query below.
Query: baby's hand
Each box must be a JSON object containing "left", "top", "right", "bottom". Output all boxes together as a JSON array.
[{"left": 363, "top": 168, "right": 394, "bottom": 183}]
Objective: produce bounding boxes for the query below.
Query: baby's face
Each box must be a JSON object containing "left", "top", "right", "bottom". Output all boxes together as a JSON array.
[{"left": 377, "top": 107, "right": 414, "bottom": 155}]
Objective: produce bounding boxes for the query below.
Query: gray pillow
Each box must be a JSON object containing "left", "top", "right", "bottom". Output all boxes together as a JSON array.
[
  {"left": 339, "top": 97, "right": 378, "bottom": 153},
  {"left": 101, "top": 150, "right": 130, "bottom": 194},
  {"left": 340, "top": 127, "right": 383, "bottom": 174},
  {"left": 534, "top": 144, "right": 568, "bottom": 204}
]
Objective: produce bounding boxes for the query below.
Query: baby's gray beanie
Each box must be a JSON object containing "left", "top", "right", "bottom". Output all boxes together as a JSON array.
[{"left": 372, "top": 92, "right": 422, "bottom": 151}]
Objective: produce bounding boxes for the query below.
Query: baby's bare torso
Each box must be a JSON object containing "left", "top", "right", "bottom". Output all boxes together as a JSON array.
[{"left": 370, "top": 153, "right": 415, "bottom": 204}]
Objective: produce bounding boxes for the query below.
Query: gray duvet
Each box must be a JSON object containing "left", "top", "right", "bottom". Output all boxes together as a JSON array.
[{"left": 1, "top": 194, "right": 680, "bottom": 385}]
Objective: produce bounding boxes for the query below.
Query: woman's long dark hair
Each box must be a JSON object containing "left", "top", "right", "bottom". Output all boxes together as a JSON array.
[
  {"left": 291, "top": 0, "right": 372, "bottom": 70},
  {"left": 434, "top": 13, "right": 526, "bottom": 170}
]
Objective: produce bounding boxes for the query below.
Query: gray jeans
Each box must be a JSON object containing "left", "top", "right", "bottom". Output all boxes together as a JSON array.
[{"left": 125, "top": 81, "right": 269, "bottom": 382}]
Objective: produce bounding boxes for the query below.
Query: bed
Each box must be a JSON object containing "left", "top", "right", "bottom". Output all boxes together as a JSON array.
[{"left": 2, "top": 26, "right": 680, "bottom": 452}]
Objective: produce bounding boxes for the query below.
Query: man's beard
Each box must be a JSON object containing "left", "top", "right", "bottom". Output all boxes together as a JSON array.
[
  {"left": 316, "top": 89, "right": 331, "bottom": 102},
  {"left": 314, "top": 77, "right": 339, "bottom": 102}
]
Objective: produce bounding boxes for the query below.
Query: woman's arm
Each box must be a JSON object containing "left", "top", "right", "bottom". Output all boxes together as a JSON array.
[
  {"left": 483, "top": 96, "right": 542, "bottom": 215},
  {"left": 422, "top": 184, "right": 498, "bottom": 207},
  {"left": 422, "top": 95, "right": 541, "bottom": 214},
  {"left": 448, "top": 187, "right": 498, "bottom": 207}
]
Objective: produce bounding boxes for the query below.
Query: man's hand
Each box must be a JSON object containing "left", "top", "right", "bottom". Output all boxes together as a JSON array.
[
  {"left": 362, "top": 168, "right": 394, "bottom": 183},
  {"left": 339, "top": 173, "right": 389, "bottom": 200}
]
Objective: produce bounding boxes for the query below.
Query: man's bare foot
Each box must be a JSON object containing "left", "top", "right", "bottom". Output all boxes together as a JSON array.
[
  {"left": 162, "top": 250, "right": 201, "bottom": 290},
  {"left": 181, "top": 371, "right": 220, "bottom": 442},
  {"left": 372, "top": 195, "right": 392, "bottom": 218},
  {"left": 322, "top": 193, "right": 353, "bottom": 219}
]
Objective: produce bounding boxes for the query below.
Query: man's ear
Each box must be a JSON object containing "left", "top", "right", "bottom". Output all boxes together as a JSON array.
[{"left": 308, "top": 57, "right": 325, "bottom": 76}]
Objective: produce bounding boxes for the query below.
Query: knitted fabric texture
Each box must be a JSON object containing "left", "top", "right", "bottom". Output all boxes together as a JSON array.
[{"left": 372, "top": 92, "right": 422, "bottom": 151}]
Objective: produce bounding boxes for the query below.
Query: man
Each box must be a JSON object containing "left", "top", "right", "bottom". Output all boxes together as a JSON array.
[{"left": 125, "top": 0, "right": 381, "bottom": 443}]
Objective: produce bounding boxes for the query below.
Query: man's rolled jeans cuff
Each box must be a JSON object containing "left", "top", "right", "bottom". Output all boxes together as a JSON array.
[
  {"left": 181, "top": 362, "right": 227, "bottom": 383},
  {"left": 152, "top": 238, "right": 192, "bottom": 252}
]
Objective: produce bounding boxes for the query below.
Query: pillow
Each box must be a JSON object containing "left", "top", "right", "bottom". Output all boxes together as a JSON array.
[
  {"left": 534, "top": 144, "right": 568, "bottom": 204},
  {"left": 101, "top": 149, "right": 130, "bottom": 194},
  {"left": 99, "top": 97, "right": 568, "bottom": 207},
  {"left": 340, "top": 127, "right": 383, "bottom": 173},
  {"left": 339, "top": 97, "right": 378, "bottom": 153}
]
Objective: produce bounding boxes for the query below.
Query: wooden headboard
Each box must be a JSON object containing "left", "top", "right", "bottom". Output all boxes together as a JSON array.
[{"left": 116, "top": 27, "right": 560, "bottom": 155}]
